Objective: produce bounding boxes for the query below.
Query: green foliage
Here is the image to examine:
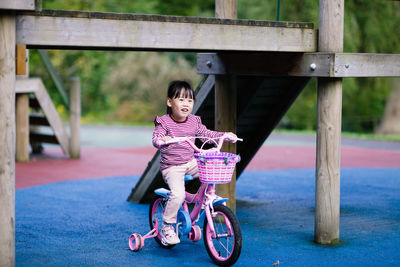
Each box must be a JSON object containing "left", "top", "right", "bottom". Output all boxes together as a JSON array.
[
  {"left": 34, "top": 0, "right": 400, "bottom": 133},
  {"left": 100, "top": 52, "right": 201, "bottom": 122},
  {"left": 285, "top": 79, "right": 317, "bottom": 130},
  {"left": 284, "top": 0, "right": 400, "bottom": 133}
]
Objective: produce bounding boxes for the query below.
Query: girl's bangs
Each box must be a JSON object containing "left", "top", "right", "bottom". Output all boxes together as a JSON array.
[{"left": 173, "top": 86, "right": 194, "bottom": 99}]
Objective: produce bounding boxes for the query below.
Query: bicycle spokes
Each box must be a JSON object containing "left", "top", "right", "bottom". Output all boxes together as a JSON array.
[
  {"left": 203, "top": 205, "right": 242, "bottom": 266},
  {"left": 210, "top": 212, "right": 235, "bottom": 257},
  {"left": 148, "top": 196, "right": 176, "bottom": 249}
]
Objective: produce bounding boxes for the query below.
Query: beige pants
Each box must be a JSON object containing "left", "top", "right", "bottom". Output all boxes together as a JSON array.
[{"left": 161, "top": 158, "right": 199, "bottom": 224}]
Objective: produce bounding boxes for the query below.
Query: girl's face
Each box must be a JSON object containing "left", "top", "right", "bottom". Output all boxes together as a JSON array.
[{"left": 167, "top": 90, "right": 194, "bottom": 122}]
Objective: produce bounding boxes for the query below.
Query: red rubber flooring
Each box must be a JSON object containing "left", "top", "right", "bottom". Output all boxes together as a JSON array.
[{"left": 16, "top": 144, "right": 400, "bottom": 189}]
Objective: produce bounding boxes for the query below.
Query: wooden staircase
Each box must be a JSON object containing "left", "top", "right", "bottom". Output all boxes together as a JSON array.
[
  {"left": 15, "top": 78, "right": 70, "bottom": 158},
  {"left": 127, "top": 75, "right": 310, "bottom": 203}
]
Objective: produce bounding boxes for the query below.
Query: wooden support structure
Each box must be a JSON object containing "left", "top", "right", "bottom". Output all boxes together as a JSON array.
[
  {"left": 15, "top": 94, "right": 30, "bottom": 162},
  {"left": 15, "top": 44, "right": 30, "bottom": 162},
  {"left": 314, "top": 0, "right": 344, "bottom": 245},
  {"left": 2, "top": 1, "right": 400, "bottom": 258},
  {"left": 215, "top": 0, "right": 237, "bottom": 212},
  {"left": 0, "top": 13, "right": 16, "bottom": 267},
  {"left": 0, "top": 0, "right": 34, "bottom": 11},
  {"left": 38, "top": 50, "right": 69, "bottom": 106},
  {"left": 15, "top": 44, "right": 27, "bottom": 75},
  {"left": 69, "top": 77, "right": 81, "bottom": 158},
  {"left": 198, "top": 52, "right": 400, "bottom": 77},
  {"left": 215, "top": 75, "right": 237, "bottom": 211},
  {"left": 15, "top": 10, "right": 316, "bottom": 52}
]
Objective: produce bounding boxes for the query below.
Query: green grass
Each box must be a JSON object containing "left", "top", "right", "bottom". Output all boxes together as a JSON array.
[
  {"left": 341, "top": 132, "right": 400, "bottom": 142},
  {"left": 274, "top": 129, "right": 400, "bottom": 142}
]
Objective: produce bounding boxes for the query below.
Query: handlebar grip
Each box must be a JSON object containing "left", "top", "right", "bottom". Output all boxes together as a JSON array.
[{"left": 225, "top": 136, "right": 243, "bottom": 142}]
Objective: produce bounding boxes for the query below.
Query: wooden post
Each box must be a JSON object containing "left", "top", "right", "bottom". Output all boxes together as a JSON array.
[
  {"left": 315, "top": 0, "right": 344, "bottom": 245},
  {"left": 0, "top": 14, "right": 16, "bottom": 267},
  {"left": 16, "top": 94, "right": 29, "bottom": 162},
  {"left": 215, "top": 76, "right": 237, "bottom": 211},
  {"left": 215, "top": 0, "right": 237, "bottom": 212},
  {"left": 69, "top": 77, "right": 81, "bottom": 158},
  {"left": 16, "top": 44, "right": 30, "bottom": 162}
]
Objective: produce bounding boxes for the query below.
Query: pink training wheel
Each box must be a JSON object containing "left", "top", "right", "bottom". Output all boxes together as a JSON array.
[
  {"left": 188, "top": 225, "right": 202, "bottom": 242},
  {"left": 129, "top": 233, "right": 143, "bottom": 251}
]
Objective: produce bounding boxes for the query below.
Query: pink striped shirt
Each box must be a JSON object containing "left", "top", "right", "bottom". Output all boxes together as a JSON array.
[{"left": 152, "top": 114, "right": 224, "bottom": 170}]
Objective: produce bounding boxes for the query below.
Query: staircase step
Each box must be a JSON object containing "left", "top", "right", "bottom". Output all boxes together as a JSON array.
[
  {"left": 16, "top": 78, "right": 70, "bottom": 156},
  {"left": 30, "top": 132, "right": 59, "bottom": 144},
  {"left": 29, "top": 96, "right": 41, "bottom": 109},
  {"left": 29, "top": 114, "right": 50, "bottom": 126}
]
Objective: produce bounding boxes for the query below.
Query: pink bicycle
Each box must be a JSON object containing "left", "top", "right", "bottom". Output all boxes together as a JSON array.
[{"left": 129, "top": 134, "right": 243, "bottom": 266}]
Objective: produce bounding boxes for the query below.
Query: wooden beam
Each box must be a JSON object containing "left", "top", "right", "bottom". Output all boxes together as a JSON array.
[
  {"left": 0, "top": 0, "right": 34, "bottom": 11},
  {"left": 16, "top": 10, "right": 316, "bottom": 52},
  {"left": 315, "top": 0, "right": 344, "bottom": 245},
  {"left": 197, "top": 53, "right": 400, "bottom": 77},
  {"left": 69, "top": 77, "right": 81, "bottom": 158},
  {"left": 332, "top": 53, "right": 400, "bottom": 77},
  {"left": 0, "top": 14, "right": 16, "bottom": 267},
  {"left": 38, "top": 50, "right": 69, "bottom": 107},
  {"left": 193, "top": 75, "right": 216, "bottom": 112},
  {"left": 197, "top": 52, "right": 331, "bottom": 77}
]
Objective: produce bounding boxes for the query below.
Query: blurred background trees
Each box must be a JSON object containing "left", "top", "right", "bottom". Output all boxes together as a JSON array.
[{"left": 31, "top": 0, "right": 400, "bottom": 133}]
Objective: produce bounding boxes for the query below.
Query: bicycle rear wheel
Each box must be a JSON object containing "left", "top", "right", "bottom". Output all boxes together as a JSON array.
[
  {"left": 203, "top": 204, "right": 242, "bottom": 266},
  {"left": 149, "top": 196, "right": 175, "bottom": 249}
]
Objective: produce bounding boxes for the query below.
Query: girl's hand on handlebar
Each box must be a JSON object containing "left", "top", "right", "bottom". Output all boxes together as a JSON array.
[
  {"left": 161, "top": 136, "right": 190, "bottom": 145},
  {"left": 224, "top": 132, "right": 240, "bottom": 143},
  {"left": 161, "top": 136, "right": 172, "bottom": 143},
  {"left": 158, "top": 136, "right": 172, "bottom": 146}
]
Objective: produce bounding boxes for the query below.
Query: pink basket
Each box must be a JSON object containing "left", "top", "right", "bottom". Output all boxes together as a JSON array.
[{"left": 194, "top": 152, "right": 241, "bottom": 184}]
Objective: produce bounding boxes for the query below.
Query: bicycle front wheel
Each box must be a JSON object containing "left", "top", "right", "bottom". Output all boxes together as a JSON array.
[
  {"left": 149, "top": 196, "right": 175, "bottom": 249},
  {"left": 203, "top": 204, "right": 242, "bottom": 266}
]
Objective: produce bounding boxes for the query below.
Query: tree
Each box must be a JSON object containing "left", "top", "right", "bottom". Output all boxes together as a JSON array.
[{"left": 375, "top": 79, "right": 400, "bottom": 134}]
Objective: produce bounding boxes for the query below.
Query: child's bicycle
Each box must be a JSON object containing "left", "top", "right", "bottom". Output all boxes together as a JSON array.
[{"left": 129, "top": 134, "right": 243, "bottom": 266}]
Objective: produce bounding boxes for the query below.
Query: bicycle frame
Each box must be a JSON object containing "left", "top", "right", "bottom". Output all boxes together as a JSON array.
[{"left": 182, "top": 182, "right": 229, "bottom": 239}]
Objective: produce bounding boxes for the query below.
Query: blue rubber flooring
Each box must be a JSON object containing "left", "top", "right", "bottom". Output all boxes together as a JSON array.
[{"left": 16, "top": 168, "right": 400, "bottom": 266}]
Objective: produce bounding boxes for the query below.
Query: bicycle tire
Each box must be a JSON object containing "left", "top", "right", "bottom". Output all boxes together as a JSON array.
[
  {"left": 149, "top": 196, "right": 175, "bottom": 249},
  {"left": 203, "top": 204, "right": 242, "bottom": 266}
]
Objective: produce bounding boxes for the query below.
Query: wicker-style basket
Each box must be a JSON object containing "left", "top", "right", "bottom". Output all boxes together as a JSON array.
[{"left": 194, "top": 152, "right": 241, "bottom": 184}]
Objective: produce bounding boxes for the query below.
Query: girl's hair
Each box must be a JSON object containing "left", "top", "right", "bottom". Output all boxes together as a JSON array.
[{"left": 166, "top": 80, "right": 195, "bottom": 114}]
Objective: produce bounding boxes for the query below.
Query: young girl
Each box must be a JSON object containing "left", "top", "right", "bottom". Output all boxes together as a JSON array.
[{"left": 152, "top": 80, "right": 237, "bottom": 245}]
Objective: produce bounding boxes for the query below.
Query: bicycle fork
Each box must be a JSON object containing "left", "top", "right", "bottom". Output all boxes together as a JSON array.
[{"left": 204, "top": 203, "right": 234, "bottom": 239}]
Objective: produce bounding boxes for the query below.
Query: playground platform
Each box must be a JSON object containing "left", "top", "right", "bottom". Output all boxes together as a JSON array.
[{"left": 15, "top": 125, "right": 400, "bottom": 266}]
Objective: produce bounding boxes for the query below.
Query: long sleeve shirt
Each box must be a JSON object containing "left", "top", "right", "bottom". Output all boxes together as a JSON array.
[{"left": 152, "top": 114, "right": 224, "bottom": 170}]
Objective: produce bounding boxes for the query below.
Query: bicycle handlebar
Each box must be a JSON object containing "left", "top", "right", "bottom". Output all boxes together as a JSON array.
[{"left": 162, "top": 134, "right": 242, "bottom": 153}]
